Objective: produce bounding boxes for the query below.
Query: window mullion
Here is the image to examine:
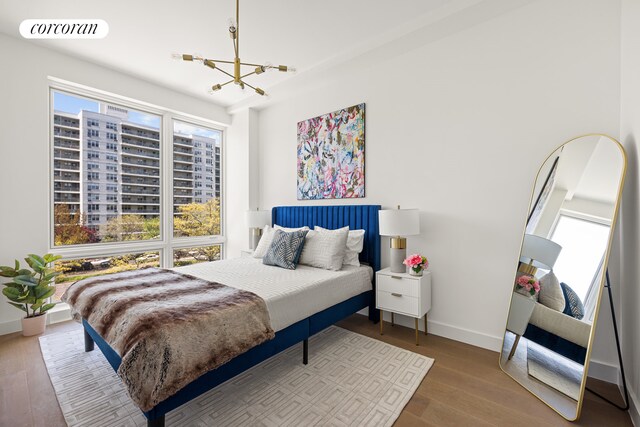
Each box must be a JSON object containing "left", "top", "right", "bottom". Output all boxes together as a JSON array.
[{"left": 162, "top": 114, "right": 174, "bottom": 268}]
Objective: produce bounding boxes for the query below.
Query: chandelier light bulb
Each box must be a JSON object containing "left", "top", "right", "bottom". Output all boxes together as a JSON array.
[
  {"left": 228, "top": 18, "right": 237, "bottom": 38},
  {"left": 171, "top": 53, "right": 183, "bottom": 61}
]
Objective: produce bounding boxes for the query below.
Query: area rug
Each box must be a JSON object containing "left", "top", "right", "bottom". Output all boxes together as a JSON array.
[
  {"left": 527, "top": 341, "right": 582, "bottom": 401},
  {"left": 40, "top": 326, "right": 434, "bottom": 426}
]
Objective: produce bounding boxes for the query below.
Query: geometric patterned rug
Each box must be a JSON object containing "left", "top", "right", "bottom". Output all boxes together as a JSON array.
[{"left": 40, "top": 326, "right": 434, "bottom": 426}]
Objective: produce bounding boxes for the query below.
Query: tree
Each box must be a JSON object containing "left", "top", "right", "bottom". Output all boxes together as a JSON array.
[
  {"left": 54, "top": 204, "right": 97, "bottom": 246},
  {"left": 102, "top": 214, "right": 147, "bottom": 242},
  {"left": 174, "top": 198, "right": 221, "bottom": 237}
]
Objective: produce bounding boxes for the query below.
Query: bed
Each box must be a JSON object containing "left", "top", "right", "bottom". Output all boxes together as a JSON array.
[{"left": 78, "top": 205, "right": 381, "bottom": 427}]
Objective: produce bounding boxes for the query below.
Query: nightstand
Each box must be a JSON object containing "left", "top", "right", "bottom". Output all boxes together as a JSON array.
[
  {"left": 376, "top": 268, "right": 431, "bottom": 345},
  {"left": 506, "top": 292, "right": 536, "bottom": 360},
  {"left": 240, "top": 250, "right": 253, "bottom": 258}
]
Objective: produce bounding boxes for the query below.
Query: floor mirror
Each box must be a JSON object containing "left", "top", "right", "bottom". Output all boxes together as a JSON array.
[{"left": 499, "top": 134, "right": 626, "bottom": 420}]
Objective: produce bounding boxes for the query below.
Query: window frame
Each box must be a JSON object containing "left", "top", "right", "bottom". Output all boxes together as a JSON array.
[{"left": 48, "top": 79, "right": 227, "bottom": 270}]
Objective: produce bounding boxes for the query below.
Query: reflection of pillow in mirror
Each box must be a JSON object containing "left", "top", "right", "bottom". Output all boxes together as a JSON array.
[
  {"left": 560, "top": 282, "right": 585, "bottom": 320},
  {"left": 538, "top": 271, "right": 565, "bottom": 311}
]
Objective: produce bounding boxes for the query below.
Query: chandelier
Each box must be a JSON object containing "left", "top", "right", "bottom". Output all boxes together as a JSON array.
[{"left": 172, "top": 0, "right": 295, "bottom": 97}]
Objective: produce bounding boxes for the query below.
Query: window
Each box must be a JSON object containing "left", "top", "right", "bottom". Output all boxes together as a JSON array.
[
  {"left": 550, "top": 214, "right": 610, "bottom": 301},
  {"left": 173, "top": 245, "right": 221, "bottom": 266},
  {"left": 53, "top": 252, "right": 160, "bottom": 301},
  {"left": 51, "top": 87, "right": 224, "bottom": 287},
  {"left": 173, "top": 120, "right": 222, "bottom": 238}
]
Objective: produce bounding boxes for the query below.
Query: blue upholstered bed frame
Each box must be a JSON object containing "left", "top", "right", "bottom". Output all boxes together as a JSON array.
[{"left": 82, "top": 205, "right": 382, "bottom": 427}]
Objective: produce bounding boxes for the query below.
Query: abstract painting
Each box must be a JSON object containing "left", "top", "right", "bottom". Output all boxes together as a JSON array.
[{"left": 297, "top": 103, "right": 365, "bottom": 200}]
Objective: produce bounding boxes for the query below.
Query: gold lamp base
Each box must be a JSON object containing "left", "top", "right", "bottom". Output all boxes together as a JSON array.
[{"left": 518, "top": 262, "right": 537, "bottom": 276}]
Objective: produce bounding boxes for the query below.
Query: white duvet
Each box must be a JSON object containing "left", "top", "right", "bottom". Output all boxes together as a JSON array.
[{"left": 174, "top": 257, "right": 373, "bottom": 331}]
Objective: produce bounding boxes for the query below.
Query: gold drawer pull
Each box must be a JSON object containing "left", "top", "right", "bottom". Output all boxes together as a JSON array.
[
  {"left": 391, "top": 293, "right": 402, "bottom": 297},
  {"left": 391, "top": 276, "right": 403, "bottom": 279}
]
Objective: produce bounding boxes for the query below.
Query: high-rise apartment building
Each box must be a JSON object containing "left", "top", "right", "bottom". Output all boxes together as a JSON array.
[{"left": 53, "top": 104, "right": 221, "bottom": 237}]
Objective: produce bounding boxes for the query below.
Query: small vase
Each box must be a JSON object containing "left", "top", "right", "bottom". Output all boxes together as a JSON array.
[
  {"left": 410, "top": 268, "right": 423, "bottom": 277},
  {"left": 22, "top": 314, "right": 47, "bottom": 337}
]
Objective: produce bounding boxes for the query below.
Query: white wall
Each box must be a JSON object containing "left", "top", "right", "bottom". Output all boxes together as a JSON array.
[
  {"left": 257, "top": 0, "right": 622, "bottom": 363},
  {"left": 0, "top": 34, "right": 230, "bottom": 333},
  {"left": 618, "top": 0, "right": 640, "bottom": 422}
]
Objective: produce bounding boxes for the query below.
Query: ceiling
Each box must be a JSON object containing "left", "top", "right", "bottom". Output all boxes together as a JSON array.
[{"left": 0, "top": 0, "right": 478, "bottom": 108}]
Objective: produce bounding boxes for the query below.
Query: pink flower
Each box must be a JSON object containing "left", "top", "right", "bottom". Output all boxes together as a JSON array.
[
  {"left": 403, "top": 254, "right": 429, "bottom": 270},
  {"left": 516, "top": 274, "right": 540, "bottom": 296}
]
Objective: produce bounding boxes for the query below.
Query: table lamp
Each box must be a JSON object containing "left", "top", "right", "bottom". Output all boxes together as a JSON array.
[
  {"left": 245, "top": 209, "right": 271, "bottom": 250},
  {"left": 518, "top": 234, "right": 562, "bottom": 275},
  {"left": 379, "top": 206, "right": 420, "bottom": 273}
]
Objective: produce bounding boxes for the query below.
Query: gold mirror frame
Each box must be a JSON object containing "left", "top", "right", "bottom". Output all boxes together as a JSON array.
[{"left": 498, "top": 133, "right": 627, "bottom": 421}]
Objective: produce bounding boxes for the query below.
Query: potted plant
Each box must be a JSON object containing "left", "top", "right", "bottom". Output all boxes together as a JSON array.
[
  {"left": 515, "top": 274, "right": 541, "bottom": 298},
  {"left": 0, "top": 254, "right": 62, "bottom": 336},
  {"left": 403, "top": 254, "right": 429, "bottom": 276}
]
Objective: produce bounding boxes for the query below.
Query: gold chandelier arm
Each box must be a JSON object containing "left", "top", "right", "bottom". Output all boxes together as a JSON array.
[
  {"left": 219, "top": 79, "right": 235, "bottom": 88},
  {"left": 215, "top": 67, "right": 236, "bottom": 80},
  {"left": 241, "top": 80, "right": 266, "bottom": 96},
  {"left": 239, "top": 70, "right": 258, "bottom": 79}
]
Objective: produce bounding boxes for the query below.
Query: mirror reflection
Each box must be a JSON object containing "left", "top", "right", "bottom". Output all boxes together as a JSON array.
[{"left": 499, "top": 135, "right": 625, "bottom": 420}]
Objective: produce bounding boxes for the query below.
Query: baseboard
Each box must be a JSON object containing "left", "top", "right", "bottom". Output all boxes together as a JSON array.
[
  {"left": 627, "top": 383, "right": 640, "bottom": 427},
  {"left": 587, "top": 359, "right": 620, "bottom": 383},
  {"left": 361, "top": 311, "right": 503, "bottom": 351},
  {"left": 0, "top": 306, "right": 72, "bottom": 336}
]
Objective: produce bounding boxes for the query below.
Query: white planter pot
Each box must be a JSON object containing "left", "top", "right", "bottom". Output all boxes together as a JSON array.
[{"left": 22, "top": 314, "right": 47, "bottom": 337}]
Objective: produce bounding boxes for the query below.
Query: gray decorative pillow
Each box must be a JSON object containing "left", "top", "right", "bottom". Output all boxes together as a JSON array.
[
  {"left": 263, "top": 229, "right": 308, "bottom": 270},
  {"left": 538, "top": 271, "right": 565, "bottom": 312},
  {"left": 298, "top": 226, "right": 349, "bottom": 271}
]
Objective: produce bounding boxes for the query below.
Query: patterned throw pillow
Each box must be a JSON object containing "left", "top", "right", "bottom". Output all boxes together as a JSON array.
[
  {"left": 560, "top": 282, "right": 585, "bottom": 320},
  {"left": 263, "top": 229, "right": 309, "bottom": 270}
]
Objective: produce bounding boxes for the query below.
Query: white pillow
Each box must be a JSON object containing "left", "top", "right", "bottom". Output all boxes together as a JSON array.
[
  {"left": 252, "top": 225, "right": 309, "bottom": 258},
  {"left": 538, "top": 271, "right": 565, "bottom": 312},
  {"left": 298, "top": 226, "right": 349, "bottom": 271},
  {"left": 316, "top": 226, "right": 364, "bottom": 267}
]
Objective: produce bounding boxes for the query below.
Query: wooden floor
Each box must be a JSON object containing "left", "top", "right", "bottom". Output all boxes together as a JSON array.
[{"left": 0, "top": 315, "right": 632, "bottom": 427}]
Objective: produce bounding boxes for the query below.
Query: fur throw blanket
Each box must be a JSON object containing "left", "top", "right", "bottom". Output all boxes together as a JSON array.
[{"left": 62, "top": 268, "right": 274, "bottom": 412}]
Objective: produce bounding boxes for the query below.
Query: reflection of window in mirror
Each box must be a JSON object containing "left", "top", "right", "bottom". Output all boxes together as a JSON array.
[{"left": 550, "top": 214, "right": 610, "bottom": 302}]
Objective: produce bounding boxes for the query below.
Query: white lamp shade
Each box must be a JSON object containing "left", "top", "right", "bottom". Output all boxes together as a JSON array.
[
  {"left": 245, "top": 210, "right": 271, "bottom": 228},
  {"left": 378, "top": 209, "right": 420, "bottom": 236},
  {"left": 521, "top": 234, "right": 562, "bottom": 269}
]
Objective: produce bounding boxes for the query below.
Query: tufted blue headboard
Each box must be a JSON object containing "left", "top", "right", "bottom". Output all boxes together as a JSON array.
[{"left": 271, "top": 205, "right": 381, "bottom": 273}]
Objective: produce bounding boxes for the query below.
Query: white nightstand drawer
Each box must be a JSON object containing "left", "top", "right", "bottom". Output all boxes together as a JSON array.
[
  {"left": 377, "top": 291, "right": 419, "bottom": 316},
  {"left": 377, "top": 274, "right": 419, "bottom": 298}
]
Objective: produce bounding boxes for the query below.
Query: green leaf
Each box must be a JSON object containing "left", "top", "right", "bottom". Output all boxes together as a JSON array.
[
  {"left": 43, "top": 254, "right": 62, "bottom": 264},
  {"left": 25, "top": 256, "right": 44, "bottom": 273},
  {"left": 8, "top": 302, "right": 27, "bottom": 313},
  {"left": 40, "top": 303, "right": 57, "bottom": 313},
  {"left": 31, "top": 301, "right": 43, "bottom": 310},
  {"left": 13, "top": 276, "right": 38, "bottom": 287},
  {"left": 2, "top": 288, "right": 26, "bottom": 302},
  {"left": 0, "top": 266, "right": 18, "bottom": 278},
  {"left": 17, "top": 269, "right": 33, "bottom": 276},
  {"left": 15, "top": 260, "right": 19, "bottom": 270},
  {"left": 29, "top": 254, "right": 46, "bottom": 267},
  {"left": 35, "top": 287, "right": 55, "bottom": 300}
]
